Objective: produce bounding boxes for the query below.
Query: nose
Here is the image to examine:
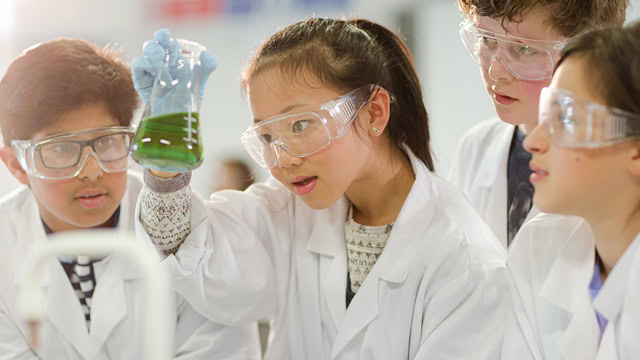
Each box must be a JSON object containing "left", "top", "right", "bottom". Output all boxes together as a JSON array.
[
  {"left": 523, "top": 124, "right": 550, "bottom": 155},
  {"left": 272, "top": 143, "right": 302, "bottom": 169},
  {"left": 76, "top": 150, "right": 105, "bottom": 181},
  {"left": 488, "top": 55, "right": 514, "bottom": 82}
]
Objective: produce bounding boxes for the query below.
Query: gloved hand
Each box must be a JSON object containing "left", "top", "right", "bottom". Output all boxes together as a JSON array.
[{"left": 131, "top": 29, "right": 218, "bottom": 107}]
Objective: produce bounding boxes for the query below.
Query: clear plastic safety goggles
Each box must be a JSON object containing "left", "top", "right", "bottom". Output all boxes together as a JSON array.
[
  {"left": 459, "top": 21, "right": 568, "bottom": 81},
  {"left": 241, "top": 84, "right": 394, "bottom": 169},
  {"left": 538, "top": 87, "right": 640, "bottom": 148},
  {"left": 11, "top": 126, "right": 135, "bottom": 179}
]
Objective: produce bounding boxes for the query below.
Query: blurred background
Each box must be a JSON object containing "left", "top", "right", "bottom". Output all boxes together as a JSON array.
[{"left": 0, "top": 0, "right": 639, "bottom": 198}]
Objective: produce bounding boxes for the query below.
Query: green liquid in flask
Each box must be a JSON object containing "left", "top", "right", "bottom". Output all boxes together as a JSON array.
[{"left": 131, "top": 112, "right": 203, "bottom": 172}]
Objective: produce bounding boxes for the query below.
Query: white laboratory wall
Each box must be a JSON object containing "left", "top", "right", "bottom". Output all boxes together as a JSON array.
[{"left": 1, "top": 0, "right": 639, "bottom": 198}]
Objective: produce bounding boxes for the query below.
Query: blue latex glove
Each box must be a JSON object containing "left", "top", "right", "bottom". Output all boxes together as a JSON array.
[{"left": 131, "top": 29, "right": 218, "bottom": 106}]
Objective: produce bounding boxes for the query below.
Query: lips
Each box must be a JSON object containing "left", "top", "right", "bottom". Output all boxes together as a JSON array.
[
  {"left": 529, "top": 162, "right": 548, "bottom": 183},
  {"left": 291, "top": 176, "right": 318, "bottom": 196},
  {"left": 74, "top": 189, "right": 108, "bottom": 209},
  {"left": 492, "top": 87, "right": 517, "bottom": 106}
]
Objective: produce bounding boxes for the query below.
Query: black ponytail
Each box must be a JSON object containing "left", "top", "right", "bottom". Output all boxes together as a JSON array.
[{"left": 242, "top": 17, "right": 434, "bottom": 171}]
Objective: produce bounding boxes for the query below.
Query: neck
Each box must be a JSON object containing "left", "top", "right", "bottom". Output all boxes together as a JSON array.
[
  {"left": 585, "top": 207, "right": 640, "bottom": 279},
  {"left": 346, "top": 144, "right": 415, "bottom": 226}
]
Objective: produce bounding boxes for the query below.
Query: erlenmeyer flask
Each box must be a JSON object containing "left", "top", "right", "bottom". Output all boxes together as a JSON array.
[{"left": 131, "top": 39, "right": 205, "bottom": 172}]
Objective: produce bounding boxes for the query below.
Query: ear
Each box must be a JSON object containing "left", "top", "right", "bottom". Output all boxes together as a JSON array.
[
  {"left": 363, "top": 88, "right": 393, "bottom": 137},
  {"left": 0, "top": 146, "right": 29, "bottom": 185}
]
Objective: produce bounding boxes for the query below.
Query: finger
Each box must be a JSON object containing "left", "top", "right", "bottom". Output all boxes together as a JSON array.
[
  {"left": 199, "top": 51, "right": 219, "bottom": 77},
  {"left": 196, "top": 52, "right": 218, "bottom": 104},
  {"left": 131, "top": 56, "right": 157, "bottom": 81},
  {"left": 143, "top": 40, "right": 165, "bottom": 64}
]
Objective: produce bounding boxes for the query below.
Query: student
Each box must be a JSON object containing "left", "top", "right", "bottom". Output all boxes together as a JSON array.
[
  {"left": 133, "top": 20, "right": 508, "bottom": 359},
  {"left": 449, "top": 0, "right": 629, "bottom": 247},
  {"left": 503, "top": 22, "right": 640, "bottom": 359},
  {"left": 0, "top": 39, "right": 257, "bottom": 359}
]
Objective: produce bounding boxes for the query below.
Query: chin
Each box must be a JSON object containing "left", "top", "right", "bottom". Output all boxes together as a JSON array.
[
  {"left": 300, "top": 195, "right": 339, "bottom": 210},
  {"left": 494, "top": 108, "right": 527, "bottom": 126}
]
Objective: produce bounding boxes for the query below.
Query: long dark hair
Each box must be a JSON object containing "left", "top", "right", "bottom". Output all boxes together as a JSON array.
[
  {"left": 241, "top": 18, "right": 434, "bottom": 171},
  {"left": 556, "top": 21, "right": 640, "bottom": 116}
]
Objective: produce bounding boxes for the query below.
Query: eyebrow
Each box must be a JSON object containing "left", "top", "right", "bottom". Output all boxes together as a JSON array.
[{"left": 253, "top": 103, "right": 306, "bottom": 124}]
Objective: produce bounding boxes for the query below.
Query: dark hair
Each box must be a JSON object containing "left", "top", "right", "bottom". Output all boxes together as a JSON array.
[
  {"left": 458, "top": 0, "right": 629, "bottom": 37},
  {"left": 241, "top": 18, "right": 434, "bottom": 171},
  {"left": 555, "top": 21, "right": 640, "bottom": 117},
  {"left": 0, "top": 39, "right": 139, "bottom": 144}
]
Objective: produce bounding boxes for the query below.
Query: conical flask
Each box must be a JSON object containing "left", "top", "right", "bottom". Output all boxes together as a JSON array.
[{"left": 131, "top": 39, "right": 205, "bottom": 172}]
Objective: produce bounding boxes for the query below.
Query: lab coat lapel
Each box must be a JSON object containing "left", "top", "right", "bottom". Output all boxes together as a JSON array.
[
  {"left": 330, "top": 272, "right": 379, "bottom": 359},
  {"left": 306, "top": 197, "right": 350, "bottom": 333},
  {"left": 593, "top": 235, "right": 640, "bottom": 360},
  {"left": 476, "top": 123, "right": 514, "bottom": 246},
  {"left": 87, "top": 256, "right": 129, "bottom": 358},
  {"left": 45, "top": 259, "right": 91, "bottom": 358},
  {"left": 538, "top": 223, "right": 599, "bottom": 360}
]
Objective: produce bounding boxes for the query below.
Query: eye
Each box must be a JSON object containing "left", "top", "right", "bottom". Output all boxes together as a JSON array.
[
  {"left": 479, "top": 36, "right": 498, "bottom": 47},
  {"left": 95, "top": 136, "right": 115, "bottom": 149},
  {"left": 516, "top": 45, "right": 537, "bottom": 56},
  {"left": 292, "top": 120, "right": 311, "bottom": 133},
  {"left": 259, "top": 133, "right": 273, "bottom": 144},
  {"left": 50, "top": 142, "right": 76, "bottom": 154}
]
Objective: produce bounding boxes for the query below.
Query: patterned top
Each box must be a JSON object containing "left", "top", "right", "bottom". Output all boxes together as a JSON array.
[
  {"left": 344, "top": 207, "right": 393, "bottom": 293},
  {"left": 140, "top": 169, "right": 192, "bottom": 256}
]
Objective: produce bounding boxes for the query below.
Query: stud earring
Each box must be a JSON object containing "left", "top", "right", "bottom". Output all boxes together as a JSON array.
[{"left": 371, "top": 127, "right": 381, "bottom": 135}]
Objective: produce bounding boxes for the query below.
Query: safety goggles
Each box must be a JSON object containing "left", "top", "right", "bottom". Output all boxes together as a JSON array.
[
  {"left": 538, "top": 87, "right": 640, "bottom": 148},
  {"left": 11, "top": 126, "right": 134, "bottom": 179},
  {"left": 241, "top": 84, "right": 393, "bottom": 169},
  {"left": 459, "top": 21, "right": 568, "bottom": 81}
]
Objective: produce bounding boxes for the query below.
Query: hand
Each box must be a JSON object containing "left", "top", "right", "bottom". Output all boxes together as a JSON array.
[{"left": 131, "top": 29, "right": 218, "bottom": 106}]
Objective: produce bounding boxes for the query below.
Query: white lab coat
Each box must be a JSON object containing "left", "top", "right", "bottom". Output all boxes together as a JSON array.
[
  {"left": 137, "top": 149, "right": 510, "bottom": 359},
  {"left": 448, "top": 117, "right": 540, "bottom": 248},
  {"left": 0, "top": 173, "right": 258, "bottom": 360},
  {"left": 502, "top": 213, "right": 640, "bottom": 359}
]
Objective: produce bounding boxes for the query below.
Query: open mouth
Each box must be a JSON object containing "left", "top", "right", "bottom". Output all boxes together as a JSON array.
[
  {"left": 292, "top": 176, "right": 317, "bottom": 186},
  {"left": 291, "top": 176, "right": 318, "bottom": 196}
]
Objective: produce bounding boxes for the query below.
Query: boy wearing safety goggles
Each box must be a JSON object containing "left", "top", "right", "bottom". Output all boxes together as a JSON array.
[
  {"left": 0, "top": 39, "right": 256, "bottom": 359},
  {"left": 449, "top": 0, "right": 629, "bottom": 247},
  {"left": 503, "top": 22, "right": 640, "bottom": 358}
]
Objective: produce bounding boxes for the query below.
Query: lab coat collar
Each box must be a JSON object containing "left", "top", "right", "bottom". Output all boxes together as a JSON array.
[
  {"left": 539, "top": 220, "right": 595, "bottom": 313},
  {"left": 306, "top": 196, "right": 350, "bottom": 257},
  {"left": 375, "top": 146, "right": 435, "bottom": 284},
  {"left": 476, "top": 121, "right": 514, "bottom": 188},
  {"left": 538, "top": 221, "right": 600, "bottom": 359},
  {"left": 593, "top": 233, "right": 640, "bottom": 329},
  {"left": 306, "top": 196, "right": 350, "bottom": 331}
]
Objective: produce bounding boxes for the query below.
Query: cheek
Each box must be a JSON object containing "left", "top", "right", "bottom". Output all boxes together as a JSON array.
[
  {"left": 29, "top": 178, "right": 73, "bottom": 209},
  {"left": 520, "top": 80, "right": 549, "bottom": 107},
  {"left": 107, "top": 172, "right": 128, "bottom": 197}
]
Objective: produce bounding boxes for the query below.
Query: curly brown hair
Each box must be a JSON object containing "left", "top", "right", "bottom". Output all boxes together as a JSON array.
[
  {"left": 458, "top": 0, "right": 629, "bottom": 37},
  {"left": 0, "top": 39, "right": 139, "bottom": 144}
]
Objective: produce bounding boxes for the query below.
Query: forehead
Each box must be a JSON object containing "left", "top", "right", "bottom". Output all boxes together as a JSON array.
[
  {"left": 31, "top": 102, "right": 120, "bottom": 140},
  {"left": 247, "top": 69, "right": 343, "bottom": 122},
  {"left": 551, "top": 57, "right": 603, "bottom": 104},
  {"left": 476, "top": 6, "right": 566, "bottom": 41}
]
